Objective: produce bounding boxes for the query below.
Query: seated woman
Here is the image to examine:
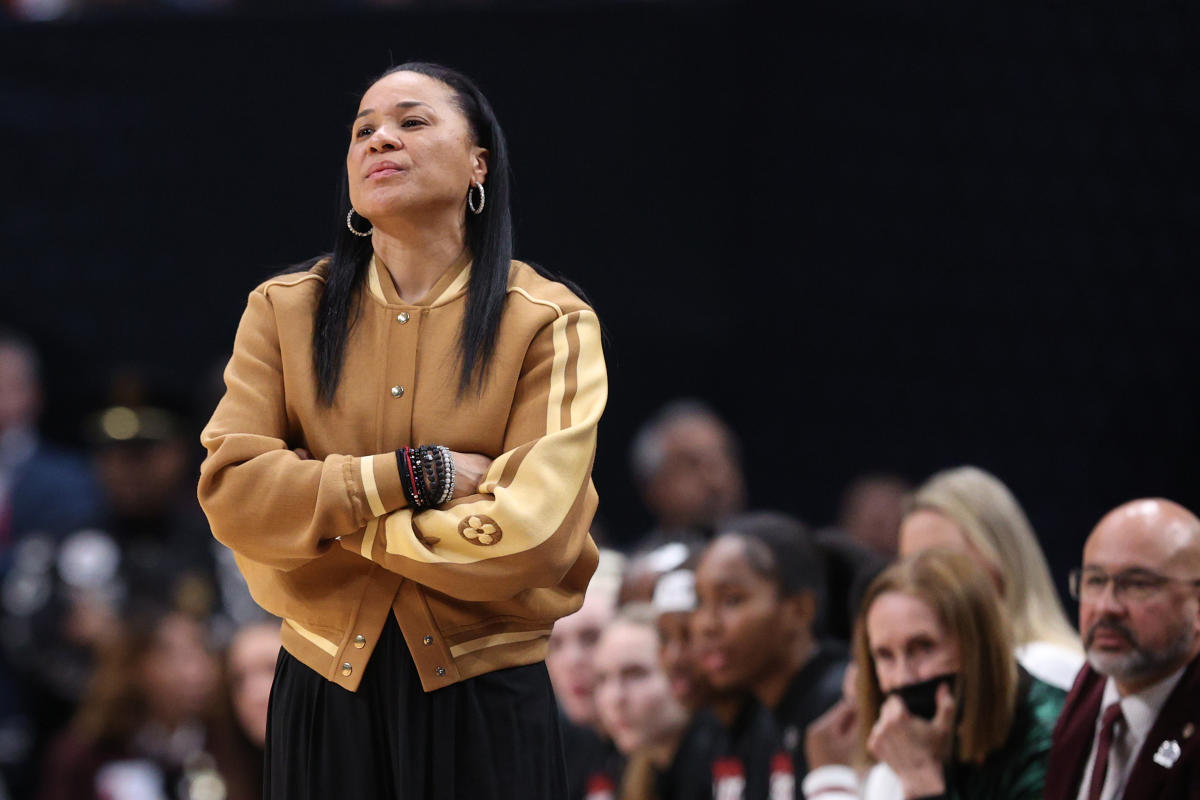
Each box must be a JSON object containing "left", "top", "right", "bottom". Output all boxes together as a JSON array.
[
  {"left": 803, "top": 549, "right": 1066, "bottom": 800},
  {"left": 591, "top": 606, "right": 692, "bottom": 800},
  {"left": 898, "top": 466, "right": 1082, "bottom": 689},
  {"left": 692, "top": 512, "right": 847, "bottom": 797}
]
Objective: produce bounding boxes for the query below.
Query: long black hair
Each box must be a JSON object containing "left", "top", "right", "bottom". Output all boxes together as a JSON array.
[{"left": 312, "top": 62, "right": 514, "bottom": 404}]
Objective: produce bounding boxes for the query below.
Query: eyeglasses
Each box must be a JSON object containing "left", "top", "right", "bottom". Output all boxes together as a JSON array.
[{"left": 1068, "top": 568, "right": 1200, "bottom": 603}]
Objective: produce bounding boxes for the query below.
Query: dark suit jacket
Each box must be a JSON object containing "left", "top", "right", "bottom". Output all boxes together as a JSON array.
[{"left": 1043, "top": 654, "right": 1200, "bottom": 800}]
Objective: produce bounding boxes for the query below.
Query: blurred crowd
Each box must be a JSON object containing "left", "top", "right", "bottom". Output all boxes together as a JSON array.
[
  {"left": 3, "top": 326, "right": 1199, "bottom": 800},
  {"left": 0, "top": 328, "right": 273, "bottom": 800}
]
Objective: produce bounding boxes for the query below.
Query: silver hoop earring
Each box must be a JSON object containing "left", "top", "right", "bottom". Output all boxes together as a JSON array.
[
  {"left": 346, "top": 209, "right": 372, "bottom": 237},
  {"left": 467, "top": 181, "right": 485, "bottom": 215}
]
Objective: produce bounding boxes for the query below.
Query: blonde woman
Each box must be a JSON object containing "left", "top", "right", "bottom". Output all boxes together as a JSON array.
[
  {"left": 803, "top": 550, "right": 1066, "bottom": 800},
  {"left": 898, "top": 466, "right": 1082, "bottom": 689}
]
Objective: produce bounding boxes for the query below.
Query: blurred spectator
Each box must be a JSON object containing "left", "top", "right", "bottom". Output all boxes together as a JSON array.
[
  {"left": 651, "top": 570, "right": 739, "bottom": 800},
  {"left": 592, "top": 606, "right": 690, "bottom": 800},
  {"left": 38, "top": 606, "right": 260, "bottom": 800},
  {"left": 549, "top": 548, "right": 625, "bottom": 730},
  {"left": 1044, "top": 498, "right": 1200, "bottom": 800},
  {"left": 629, "top": 399, "right": 745, "bottom": 549},
  {"left": 225, "top": 618, "right": 279, "bottom": 751},
  {"left": 693, "top": 511, "right": 846, "bottom": 796},
  {"left": 803, "top": 549, "right": 1065, "bottom": 800},
  {"left": 0, "top": 328, "right": 101, "bottom": 560},
  {"left": 653, "top": 569, "right": 709, "bottom": 713},
  {"left": 549, "top": 548, "right": 624, "bottom": 800},
  {"left": 79, "top": 368, "right": 259, "bottom": 635},
  {"left": 835, "top": 474, "right": 911, "bottom": 559},
  {"left": 0, "top": 328, "right": 101, "bottom": 795},
  {"left": 899, "top": 466, "right": 1082, "bottom": 689},
  {"left": 222, "top": 617, "right": 279, "bottom": 798}
]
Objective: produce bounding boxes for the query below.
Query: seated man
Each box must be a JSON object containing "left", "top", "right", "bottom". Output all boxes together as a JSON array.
[{"left": 1044, "top": 498, "right": 1200, "bottom": 800}]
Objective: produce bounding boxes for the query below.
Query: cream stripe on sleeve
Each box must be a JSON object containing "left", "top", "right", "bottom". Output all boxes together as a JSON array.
[
  {"left": 361, "top": 518, "right": 379, "bottom": 559},
  {"left": 359, "top": 455, "right": 386, "bottom": 517}
]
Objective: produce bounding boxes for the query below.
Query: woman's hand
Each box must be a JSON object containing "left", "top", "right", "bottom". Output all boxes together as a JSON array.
[
  {"left": 806, "top": 698, "right": 859, "bottom": 769},
  {"left": 447, "top": 451, "right": 492, "bottom": 499},
  {"left": 866, "top": 684, "right": 954, "bottom": 799}
]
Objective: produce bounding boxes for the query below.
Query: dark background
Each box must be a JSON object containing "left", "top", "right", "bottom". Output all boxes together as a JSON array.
[{"left": 2, "top": 2, "right": 1197, "bottom": 598}]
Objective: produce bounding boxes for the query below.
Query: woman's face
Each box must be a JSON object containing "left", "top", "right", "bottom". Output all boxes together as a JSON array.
[
  {"left": 691, "top": 536, "right": 787, "bottom": 692},
  {"left": 227, "top": 623, "right": 281, "bottom": 748},
  {"left": 866, "top": 591, "right": 961, "bottom": 693},
  {"left": 346, "top": 70, "right": 487, "bottom": 224},
  {"left": 593, "top": 621, "right": 687, "bottom": 755},
  {"left": 141, "top": 614, "right": 219, "bottom": 725},
  {"left": 657, "top": 609, "right": 709, "bottom": 710},
  {"left": 546, "top": 593, "right": 613, "bottom": 727}
]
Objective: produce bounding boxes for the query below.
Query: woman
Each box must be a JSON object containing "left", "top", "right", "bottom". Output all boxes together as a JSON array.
[
  {"left": 39, "top": 607, "right": 259, "bottom": 800},
  {"left": 692, "top": 512, "right": 847, "bottom": 797},
  {"left": 802, "top": 550, "right": 1066, "bottom": 800},
  {"left": 591, "top": 606, "right": 692, "bottom": 800},
  {"left": 898, "top": 466, "right": 1082, "bottom": 689},
  {"left": 198, "top": 63, "right": 607, "bottom": 799}
]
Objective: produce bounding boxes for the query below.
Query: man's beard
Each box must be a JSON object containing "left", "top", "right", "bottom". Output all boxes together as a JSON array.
[{"left": 1085, "top": 617, "right": 1194, "bottom": 684}]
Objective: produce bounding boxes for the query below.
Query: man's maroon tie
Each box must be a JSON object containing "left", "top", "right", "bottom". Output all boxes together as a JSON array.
[{"left": 1086, "top": 702, "right": 1125, "bottom": 800}]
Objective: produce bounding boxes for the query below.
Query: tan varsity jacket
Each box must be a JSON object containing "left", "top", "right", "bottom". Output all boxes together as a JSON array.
[{"left": 197, "top": 254, "right": 605, "bottom": 692}]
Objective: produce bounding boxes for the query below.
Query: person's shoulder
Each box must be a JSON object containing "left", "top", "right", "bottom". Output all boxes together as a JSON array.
[
  {"left": 1023, "top": 673, "right": 1068, "bottom": 730},
  {"left": 506, "top": 260, "right": 593, "bottom": 318},
  {"left": 250, "top": 257, "right": 329, "bottom": 302}
]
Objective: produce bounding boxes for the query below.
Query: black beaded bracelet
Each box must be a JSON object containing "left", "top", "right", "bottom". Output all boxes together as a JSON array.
[{"left": 396, "top": 447, "right": 427, "bottom": 508}]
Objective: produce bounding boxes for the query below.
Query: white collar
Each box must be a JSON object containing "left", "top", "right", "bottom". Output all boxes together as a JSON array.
[{"left": 1100, "top": 663, "right": 1187, "bottom": 745}]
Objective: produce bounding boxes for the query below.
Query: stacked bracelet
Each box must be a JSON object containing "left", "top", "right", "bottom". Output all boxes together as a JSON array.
[{"left": 394, "top": 445, "right": 457, "bottom": 510}]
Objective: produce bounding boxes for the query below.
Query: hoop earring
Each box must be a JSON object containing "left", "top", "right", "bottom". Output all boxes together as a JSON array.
[
  {"left": 346, "top": 209, "right": 372, "bottom": 237},
  {"left": 467, "top": 181, "right": 486, "bottom": 215}
]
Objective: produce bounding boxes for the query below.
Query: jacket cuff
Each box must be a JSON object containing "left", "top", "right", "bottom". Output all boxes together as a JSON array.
[{"left": 356, "top": 453, "right": 408, "bottom": 517}]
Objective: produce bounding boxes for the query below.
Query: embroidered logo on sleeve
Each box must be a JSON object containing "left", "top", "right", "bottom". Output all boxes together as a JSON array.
[{"left": 460, "top": 515, "right": 502, "bottom": 546}]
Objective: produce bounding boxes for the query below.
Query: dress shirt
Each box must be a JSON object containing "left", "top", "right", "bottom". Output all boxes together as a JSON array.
[{"left": 1074, "top": 664, "right": 1186, "bottom": 800}]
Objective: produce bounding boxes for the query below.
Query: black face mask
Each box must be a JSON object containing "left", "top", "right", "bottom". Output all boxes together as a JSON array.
[{"left": 887, "top": 673, "right": 957, "bottom": 720}]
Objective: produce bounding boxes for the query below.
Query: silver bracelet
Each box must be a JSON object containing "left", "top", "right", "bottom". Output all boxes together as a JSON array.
[{"left": 438, "top": 445, "right": 455, "bottom": 504}]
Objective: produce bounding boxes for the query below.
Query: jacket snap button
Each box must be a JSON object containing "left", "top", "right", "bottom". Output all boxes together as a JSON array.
[
  {"left": 423, "top": 635, "right": 433, "bottom": 646},
  {"left": 341, "top": 662, "right": 353, "bottom": 677},
  {"left": 390, "top": 385, "right": 405, "bottom": 398},
  {"left": 396, "top": 312, "right": 410, "bottom": 324},
  {"left": 353, "top": 635, "right": 366, "bottom": 649},
  {"left": 435, "top": 666, "right": 446, "bottom": 677}
]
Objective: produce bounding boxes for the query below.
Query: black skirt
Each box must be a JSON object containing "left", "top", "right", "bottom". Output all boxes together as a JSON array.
[{"left": 264, "top": 612, "right": 568, "bottom": 800}]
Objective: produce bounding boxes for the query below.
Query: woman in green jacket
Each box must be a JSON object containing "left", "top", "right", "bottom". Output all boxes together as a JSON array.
[{"left": 802, "top": 549, "right": 1065, "bottom": 800}]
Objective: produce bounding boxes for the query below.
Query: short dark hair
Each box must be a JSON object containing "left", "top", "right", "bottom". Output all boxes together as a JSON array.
[{"left": 716, "top": 511, "right": 825, "bottom": 607}]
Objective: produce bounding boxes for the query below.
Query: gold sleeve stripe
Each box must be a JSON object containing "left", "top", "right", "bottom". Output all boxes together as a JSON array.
[
  {"left": 545, "top": 313, "right": 572, "bottom": 435},
  {"left": 360, "top": 455, "right": 386, "bottom": 517},
  {"left": 362, "top": 517, "right": 379, "bottom": 559},
  {"left": 285, "top": 619, "right": 339, "bottom": 656},
  {"left": 508, "top": 286, "right": 564, "bottom": 316},
  {"left": 367, "top": 256, "right": 386, "bottom": 302},
  {"left": 448, "top": 628, "right": 553, "bottom": 658}
]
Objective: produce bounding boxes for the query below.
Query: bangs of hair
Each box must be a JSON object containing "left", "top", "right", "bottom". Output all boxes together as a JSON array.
[{"left": 853, "top": 548, "right": 1017, "bottom": 765}]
